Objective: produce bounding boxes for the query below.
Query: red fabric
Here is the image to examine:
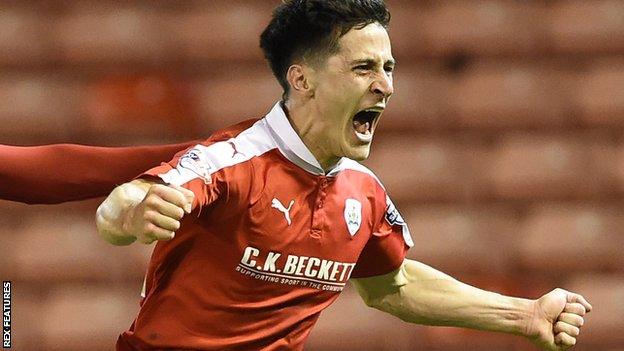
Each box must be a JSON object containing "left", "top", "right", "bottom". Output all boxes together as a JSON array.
[
  {"left": 118, "top": 120, "right": 409, "bottom": 350},
  {"left": 0, "top": 142, "right": 196, "bottom": 204},
  {"left": 351, "top": 183, "right": 409, "bottom": 278}
]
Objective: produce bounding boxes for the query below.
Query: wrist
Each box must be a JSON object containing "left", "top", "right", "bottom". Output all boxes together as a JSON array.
[
  {"left": 515, "top": 297, "right": 539, "bottom": 338},
  {"left": 492, "top": 294, "right": 535, "bottom": 337}
]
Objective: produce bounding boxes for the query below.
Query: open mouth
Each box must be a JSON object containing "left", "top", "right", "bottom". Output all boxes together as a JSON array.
[{"left": 352, "top": 109, "right": 382, "bottom": 143}]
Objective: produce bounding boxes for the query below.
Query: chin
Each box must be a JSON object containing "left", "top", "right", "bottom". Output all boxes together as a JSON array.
[{"left": 344, "top": 144, "right": 371, "bottom": 161}]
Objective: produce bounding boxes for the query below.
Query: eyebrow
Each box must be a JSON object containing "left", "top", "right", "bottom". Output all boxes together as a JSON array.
[{"left": 350, "top": 58, "right": 397, "bottom": 66}]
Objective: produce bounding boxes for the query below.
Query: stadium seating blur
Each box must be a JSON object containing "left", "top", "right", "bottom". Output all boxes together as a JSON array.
[{"left": 1, "top": 1, "right": 623, "bottom": 350}]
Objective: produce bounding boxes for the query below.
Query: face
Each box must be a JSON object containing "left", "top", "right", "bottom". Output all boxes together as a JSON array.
[{"left": 305, "top": 22, "right": 395, "bottom": 162}]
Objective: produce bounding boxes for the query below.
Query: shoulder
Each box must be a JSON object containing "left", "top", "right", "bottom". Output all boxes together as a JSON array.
[
  {"left": 206, "top": 118, "right": 261, "bottom": 143},
  {"left": 335, "top": 158, "right": 413, "bottom": 247},
  {"left": 332, "top": 158, "right": 386, "bottom": 192},
  {"left": 160, "top": 118, "right": 277, "bottom": 185}
]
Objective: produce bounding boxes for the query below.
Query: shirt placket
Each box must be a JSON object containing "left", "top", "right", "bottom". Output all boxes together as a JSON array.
[{"left": 310, "top": 176, "right": 329, "bottom": 239}]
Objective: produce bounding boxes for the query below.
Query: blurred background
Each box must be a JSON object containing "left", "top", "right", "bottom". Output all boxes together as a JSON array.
[{"left": 0, "top": 0, "right": 623, "bottom": 350}]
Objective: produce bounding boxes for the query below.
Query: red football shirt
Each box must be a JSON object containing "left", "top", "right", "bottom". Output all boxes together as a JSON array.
[{"left": 118, "top": 103, "right": 413, "bottom": 350}]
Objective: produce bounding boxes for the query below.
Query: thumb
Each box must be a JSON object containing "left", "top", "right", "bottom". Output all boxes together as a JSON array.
[{"left": 170, "top": 185, "right": 194, "bottom": 214}]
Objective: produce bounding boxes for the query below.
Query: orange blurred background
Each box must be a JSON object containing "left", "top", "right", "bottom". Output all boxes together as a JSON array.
[{"left": 0, "top": 1, "right": 623, "bottom": 350}]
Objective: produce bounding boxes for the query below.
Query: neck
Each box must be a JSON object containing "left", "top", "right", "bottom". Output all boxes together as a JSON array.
[{"left": 282, "top": 100, "right": 340, "bottom": 172}]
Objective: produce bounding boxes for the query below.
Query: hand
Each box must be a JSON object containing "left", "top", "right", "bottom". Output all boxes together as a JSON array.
[
  {"left": 123, "top": 183, "right": 194, "bottom": 244},
  {"left": 526, "top": 288, "right": 592, "bottom": 351}
]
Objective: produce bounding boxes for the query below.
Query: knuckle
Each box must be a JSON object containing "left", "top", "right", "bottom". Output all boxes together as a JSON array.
[
  {"left": 174, "top": 207, "right": 184, "bottom": 219},
  {"left": 155, "top": 187, "right": 173, "bottom": 200},
  {"left": 142, "top": 210, "right": 153, "bottom": 220},
  {"left": 176, "top": 193, "right": 187, "bottom": 205},
  {"left": 144, "top": 196, "right": 159, "bottom": 207},
  {"left": 151, "top": 184, "right": 166, "bottom": 193},
  {"left": 165, "top": 220, "right": 178, "bottom": 231},
  {"left": 164, "top": 185, "right": 178, "bottom": 194},
  {"left": 143, "top": 211, "right": 158, "bottom": 224},
  {"left": 145, "top": 222, "right": 158, "bottom": 234}
]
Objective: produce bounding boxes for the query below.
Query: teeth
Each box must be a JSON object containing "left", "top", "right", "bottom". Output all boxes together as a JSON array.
[
  {"left": 353, "top": 109, "right": 382, "bottom": 143},
  {"left": 353, "top": 120, "right": 370, "bottom": 134},
  {"left": 353, "top": 120, "right": 373, "bottom": 143},
  {"left": 355, "top": 130, "right": 372, "bottom": 143}
]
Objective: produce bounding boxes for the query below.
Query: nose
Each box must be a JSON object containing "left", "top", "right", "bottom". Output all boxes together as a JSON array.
[{"left": 371, "top": 71, "right": 394, "bottom": 99}]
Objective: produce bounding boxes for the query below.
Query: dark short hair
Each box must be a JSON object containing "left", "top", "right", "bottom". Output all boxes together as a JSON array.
[{"left": 260, "top": 0, "right": 391, "bottom": 94}]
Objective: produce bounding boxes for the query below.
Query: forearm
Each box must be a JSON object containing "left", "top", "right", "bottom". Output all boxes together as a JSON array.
[
  {"left": 96, "top": 180, "right": 151, "bottom": 245},
  {"left": 356, "top": 260, "right": 533, "bottom": 336}
]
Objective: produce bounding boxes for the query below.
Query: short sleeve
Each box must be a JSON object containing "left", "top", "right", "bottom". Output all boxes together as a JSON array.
[
  {"left": 140, "top": 144, "right": 222, "bottom": 210},
  {"left": 350, "top": 194, "right": 413, "bottom": 279}
]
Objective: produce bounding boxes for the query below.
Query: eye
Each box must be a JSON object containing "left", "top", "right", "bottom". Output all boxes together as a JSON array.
[{"left": 354, "top": 65, "right": 371, "bottom": 72}]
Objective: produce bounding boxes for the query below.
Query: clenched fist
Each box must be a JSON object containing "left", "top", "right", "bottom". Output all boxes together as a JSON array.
[
  {"left": 96, "top": 179, "right": 194, "bottom": 245},
  {"left": 526, "top": 288, "right": 592, "bottom": 351},
  {"left": 124, "top": 183, "right": 194, "bottom": 244}
]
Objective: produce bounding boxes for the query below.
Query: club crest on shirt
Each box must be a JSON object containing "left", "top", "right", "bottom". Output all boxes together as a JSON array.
[
  {"left": 344, "top": 198, "right": 362, "bottom": 236},
  {"left": 178, "top": 148, "right": 213, "bottom": 184}
]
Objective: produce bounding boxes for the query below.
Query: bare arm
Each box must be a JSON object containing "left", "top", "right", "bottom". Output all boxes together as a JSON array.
[
  {"left": 96, "top": 179, "right": 193, "bottom": 245},
  {"left": 352, "top": 259, "right": 592, "bottom": 351}
]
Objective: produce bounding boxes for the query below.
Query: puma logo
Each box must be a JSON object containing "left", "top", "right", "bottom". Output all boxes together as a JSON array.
[
  {"left": 271, "top": 198, "right": 294, "bottom": 226},
  {"left": 228, "top": 141, "right": 244, "bottom": 158}
]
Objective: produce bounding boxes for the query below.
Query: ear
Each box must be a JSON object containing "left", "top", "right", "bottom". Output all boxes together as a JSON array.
[{"left": 286, "top": 64, "right": 313, "bottom": 97}]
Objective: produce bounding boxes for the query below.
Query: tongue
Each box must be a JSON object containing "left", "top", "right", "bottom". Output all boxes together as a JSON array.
[{"left": 353, "top": 120, "right": 370, "bottom": 134}]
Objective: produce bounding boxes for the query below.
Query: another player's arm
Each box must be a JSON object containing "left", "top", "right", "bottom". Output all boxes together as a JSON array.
[
  {"left": 96, "top": 179, "right": 194, "bottom": 245},
  {"left": 351, "top": 259, "right": 592, "bottom": 351},
  {"left": 0, "top": 142, "right": 196, "bottom": 204}
]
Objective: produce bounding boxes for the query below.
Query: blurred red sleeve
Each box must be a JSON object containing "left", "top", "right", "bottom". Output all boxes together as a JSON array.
[{"left": 0, "top": 141, "right": 198, "bottom": 204}]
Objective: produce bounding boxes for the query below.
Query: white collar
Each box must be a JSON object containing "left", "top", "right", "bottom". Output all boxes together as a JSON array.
[{"left": 264, "top": 102, "right": 344, "bottom": 176}]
